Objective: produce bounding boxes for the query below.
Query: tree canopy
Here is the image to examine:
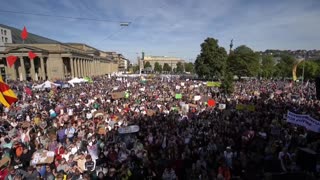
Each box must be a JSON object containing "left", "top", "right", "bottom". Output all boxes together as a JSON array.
[
  {"left": 154, "top": 62, "right": 162, "bottom": 73},
  {"left": 163, "top": 63, "right": 172, "bottom": 72},
  {"left": 227, "top": 45, "right": 260, "bottom": 78},
  {"left": 195, "top": 38, "right": 227, "bottom": 79},
  {"left": 274, "top": 54, "right": 296, "bottom": 78},
  {"left": 176, "top": 62, "right": 184, "bottom": 73},
  {"left": 144, "top": 61, "right": 152, "bottom": 69},
  {"left": 260, "top": 55, "right": 276, "bottom": 78},
  {"left": 184, "top": 62, "right": 194, "bottom": 73}
]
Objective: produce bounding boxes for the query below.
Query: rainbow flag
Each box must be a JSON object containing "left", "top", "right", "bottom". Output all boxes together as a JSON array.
[{"left": 0, "top": 77, "right": 18, "bottom": 107}]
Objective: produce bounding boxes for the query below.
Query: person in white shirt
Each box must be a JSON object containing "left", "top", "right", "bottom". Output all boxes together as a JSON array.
[{"left": 65, "top": 124, "right": 75, "bottom": 142}]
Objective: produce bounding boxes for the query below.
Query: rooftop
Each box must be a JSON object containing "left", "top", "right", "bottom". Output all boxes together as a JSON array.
[{"left": 0, "top": 24, "right": 60, "bottom": 44}]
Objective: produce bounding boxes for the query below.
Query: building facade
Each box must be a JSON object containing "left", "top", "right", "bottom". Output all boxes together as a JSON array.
[
  {"left": 0, "top": 24, "right": 120, "bottom": 81},
  {"left": 142, "top": 55, "right": 185, "bottom": 69}
]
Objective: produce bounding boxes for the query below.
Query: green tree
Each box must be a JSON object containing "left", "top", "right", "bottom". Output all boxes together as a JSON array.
[
  {"left": 261, "top": 55, "right": 276, "bottom": 78},
  {"left": 132, "top": 64, "right": 140, "bottom": 73},
  {"left": 154, "top": 62, "right": 162, "bottom": 73},
  {"left": 227, "top": 45, "right": 260, "bottom": 78},
  {"left": 184, "top": 62, "right": 194, "bottom": 73},
  {"left": 195, "top": 38, "right": 227, "bottom": 79},
  {"left": 176, "top": 62, "right": 184, "bottom": 73},
  {"left": 144, "top": 61, "right": 152, "bottom": 69},
  {"left": 163, "top": 63, "right": 172, "bottom": 72},
  {"left": 274, "top": 54, "right": 296, "bottom": 78},
  {"left": 297, "top": 60, "right": 320, "bottom": 80},
  {"left": 221, "top": 71, "right": 234, "bottom": 94}
]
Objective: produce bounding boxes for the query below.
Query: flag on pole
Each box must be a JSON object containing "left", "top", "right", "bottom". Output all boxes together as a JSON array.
[
  {"left": 21, "top": 26, "right": 28, "bottom": 40},
  {"left": 0, "top": 76, "right": 18, "bottom": 107},
  {"left": 6, "top": 56, "right": 17, "bottom": 68},
  {"left": 28, "top": 51, "right": 37, "bottom": 60}
]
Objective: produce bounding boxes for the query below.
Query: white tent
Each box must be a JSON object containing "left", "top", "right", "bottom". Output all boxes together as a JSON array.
[
  {"left": 33, "top": 81, "right": 61, "bottom": 90},
  {"left": 68, "top": 77, "right": 86, "bottom": 87}
]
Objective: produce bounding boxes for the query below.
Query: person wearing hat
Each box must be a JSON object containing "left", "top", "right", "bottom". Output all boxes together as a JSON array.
[{"left": 224, "top": 146, "right": 234, "bottom": 169}]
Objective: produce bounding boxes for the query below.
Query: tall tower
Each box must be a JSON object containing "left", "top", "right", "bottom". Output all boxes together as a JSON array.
[{"left": 229, "top": 39, "right": 234, "bottom": 54}]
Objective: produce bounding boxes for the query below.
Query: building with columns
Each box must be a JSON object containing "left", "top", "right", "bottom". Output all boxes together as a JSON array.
[{"left": 0, "top": 24, "right": 120, "bottom": 81}]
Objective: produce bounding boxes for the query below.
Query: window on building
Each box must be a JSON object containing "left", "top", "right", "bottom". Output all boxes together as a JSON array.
[
  {"left": 3, "top": 30, "right": 6, "bottom": 35},
  {"left": 0, "top": 29, "right": 2, "bottom": 35},
  {"left": 1, "top": 37, "right": 3, "bottom": 42},
  {"left": 5, "top": 37, "right": 7, "bottom": 43}
]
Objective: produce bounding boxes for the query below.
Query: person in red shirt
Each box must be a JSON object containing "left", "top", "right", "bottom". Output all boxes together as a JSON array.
[{"left": 218, "top": 162, "right": 231, "bottom": 180}]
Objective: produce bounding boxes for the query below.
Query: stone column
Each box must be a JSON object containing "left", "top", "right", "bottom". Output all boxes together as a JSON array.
[
  {"left": 70, "top": 57, "right": 74, "bottom": 78},
  {"left": 19, "top": 57, "right": 26, "bottom": 81},
  {"left": 39, "top": 57, "right": 45, "bottom": 80},
  {"left": 30, "top": 58, "right": 35, "bottom": 80}
]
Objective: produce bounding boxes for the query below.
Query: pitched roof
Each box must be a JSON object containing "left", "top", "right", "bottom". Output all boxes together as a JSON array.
[{"left": 0, "top": 24, "right": 60, "bottom": 44}]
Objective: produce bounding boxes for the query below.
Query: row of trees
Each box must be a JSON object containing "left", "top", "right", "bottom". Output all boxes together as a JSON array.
[
  {"left": 141, "top": 61, "right": 195, "bottom": 73},
  {"left": 194, "top": 37, "right": 320, "bottom": 93}
]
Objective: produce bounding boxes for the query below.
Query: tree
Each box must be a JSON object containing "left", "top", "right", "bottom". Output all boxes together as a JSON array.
[
  {"left": 195, "top": 38, "right": 227, "bottom": 79},
  {"left": 297, "top": 60, "right": 320, "bottom": 80},
  {"left": 144, "top": 61, "right": 152, "bottom": 69},
  {"left": 274, "top": 54, "right": 296, "bottom": 78},
  {"left": 184, "top": 62, "right": 194, "bottom": 73},
  {"left": 163, "top": 63, "right": 172, "bottom": 72},
  {"left": 132, "top": 64, "right": 140, "bottom": 73},
  {"left": 227, "top": 45, "right": 260, "bottom": 78},
  {"left": 176, "top": 62, "right": 184, "bottom": 73},
  {"left": 260, "top": 55, "right": 276, "bottom": 78},
  {"left": 154, "top": 62, "right": 162, "bottom": 73}
]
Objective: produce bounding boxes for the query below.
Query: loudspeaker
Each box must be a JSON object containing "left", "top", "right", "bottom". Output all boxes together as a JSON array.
[
  {"left": 316, "top": 77, "right": 320, "bottom": 100},
  {"left": 296, "top": 148, "right": 317, "bottom": 172}
]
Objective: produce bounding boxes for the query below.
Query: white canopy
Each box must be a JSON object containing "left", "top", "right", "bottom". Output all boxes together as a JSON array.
[
  {"left": 33, "top": 81, "right": 61, "bottom": 90},
  {"left": 68, "top": 77, "right": 86, "bottom": 87}
]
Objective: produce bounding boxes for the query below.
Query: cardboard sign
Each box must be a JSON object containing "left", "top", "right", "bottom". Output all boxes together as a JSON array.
[
  {"left": 0, "top": 156, "right": 10, "bottom": 167},
  {"left": 147, "top": 109, "right": 156, "bottom": 116},
  {"left": 189, "top": 104, "right": 198, "bottom": 108},
  {"left": 118, "top": 125, "right": 140, "bottom": 134},
  {"left": 111, "top": 92, "right": 125, "bottom": 99},
  {"left": 20, "top": 122, "right": 30, "bottom": 128},
  {"left": 98, "top": 126, "right": 106, "bottom": 135},
  {"left": 31, "top": 150, "right": 54, "bottom": 165}
]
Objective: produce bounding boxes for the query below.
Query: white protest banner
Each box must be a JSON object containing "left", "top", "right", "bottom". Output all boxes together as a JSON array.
[
  {"left": 176, "top": 85, "right": 181, "bottom": 90},
  {"left": 218, "top": 104, "right": 226, "bottom": 110},
  {"left": 181, "top": 82, "right": 185, "bottom": 86},
  {"left": 194, "top": 95, "right": 201, "bottom": 101},
  {"left": 286, "top": 111, "right": 320, "bottom": 133}
]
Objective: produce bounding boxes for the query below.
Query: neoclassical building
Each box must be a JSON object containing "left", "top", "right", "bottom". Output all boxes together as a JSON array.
[{"left": 0, "top": 24, "right": 120, "bottom": 81}]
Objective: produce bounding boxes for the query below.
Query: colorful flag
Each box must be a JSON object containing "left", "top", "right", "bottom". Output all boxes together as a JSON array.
[
  {"left": 6, "top": 56, "right": 17, "bottom": 68},
  {"left": 21, "top": 26, "right": 28, "bottom": 40},
  {"left": 28, "top": 51, "right": 37, "bottom": 60},
  {"left": 25, "top": 87, "right": 32, "bottom": 96},
  {"left": 0, "top": 77, "right": 18, "bottom": 107}
]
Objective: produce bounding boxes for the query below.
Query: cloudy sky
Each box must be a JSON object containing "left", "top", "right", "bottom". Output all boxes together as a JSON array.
[{"left": 1, "top": 0, "right": 320, "bottom": 63}]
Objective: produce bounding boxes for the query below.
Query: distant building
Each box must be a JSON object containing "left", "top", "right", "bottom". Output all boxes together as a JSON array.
[
  {"left": 0, "top": 24, "right": 120, "bottom": 81},
  {"left": 142, "top": 54, "right": 185, "bottom": 70}
]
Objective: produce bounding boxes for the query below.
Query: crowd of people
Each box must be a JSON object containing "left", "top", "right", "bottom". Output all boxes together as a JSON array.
[{"left": 0, "top": 75, "right": 319, "bottom": 180}]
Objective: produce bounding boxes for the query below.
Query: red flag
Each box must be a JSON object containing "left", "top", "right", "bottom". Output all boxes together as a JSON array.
[
  {"left": 24, "top": 87, "right": 32, "bottom": 96},
  {"left": 6, "top": 56, "right": 17, "bottom": 68},
  {"left": 208, "top": 99, "right": 216, "bottom": 107},
  {"left": 21, "top": 26, "right": 28, "bottom": 40},
  {"left": 28, "top": 51, "right": 37, "bottom": 60}
]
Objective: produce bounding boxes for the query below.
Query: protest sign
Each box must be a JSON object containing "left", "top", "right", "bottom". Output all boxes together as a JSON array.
[
  {"left": 207, "top": 81, "right": 221, "bottom": 87},
  {"left": 219, "top": 104, "right": 226, "bottom": 110},
  {"left": 0, "top": 156, "right": 10, "bottom": 168},
  {"left": 286, "top": 111, "right": 320, "bottom": 133},
  {"left": 118, "top": 125, "right": 140, "bottom": 134},
  {"left": 194, "top": 95, "right": 201, "bottom": 101},
  {"left": 111, "top": 92, "right": 125, "bottom": 99},
  {"left": 175, "top": 94, "right": 182, "bottom": 99},
  {"left": 31, "top": 150, "right": 55, "bottom": 165}
]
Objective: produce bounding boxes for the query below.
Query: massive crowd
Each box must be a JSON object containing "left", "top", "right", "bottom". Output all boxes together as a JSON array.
[{"left": 0, "top": 75, "right": 319, "bottom": 180}]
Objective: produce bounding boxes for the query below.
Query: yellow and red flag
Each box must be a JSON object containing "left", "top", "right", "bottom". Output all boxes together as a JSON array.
[{"left": 0, "top": 77, "right": 18, "bottom": 107}]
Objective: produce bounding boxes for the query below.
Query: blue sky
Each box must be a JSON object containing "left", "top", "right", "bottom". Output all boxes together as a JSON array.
[{"left": 1, "top": 0, "right": 320, "bottom": 63}]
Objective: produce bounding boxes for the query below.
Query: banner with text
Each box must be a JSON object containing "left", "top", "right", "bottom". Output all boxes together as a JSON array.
[{"left": 287, "top": 111, "right": 320, "bottom": 133}]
